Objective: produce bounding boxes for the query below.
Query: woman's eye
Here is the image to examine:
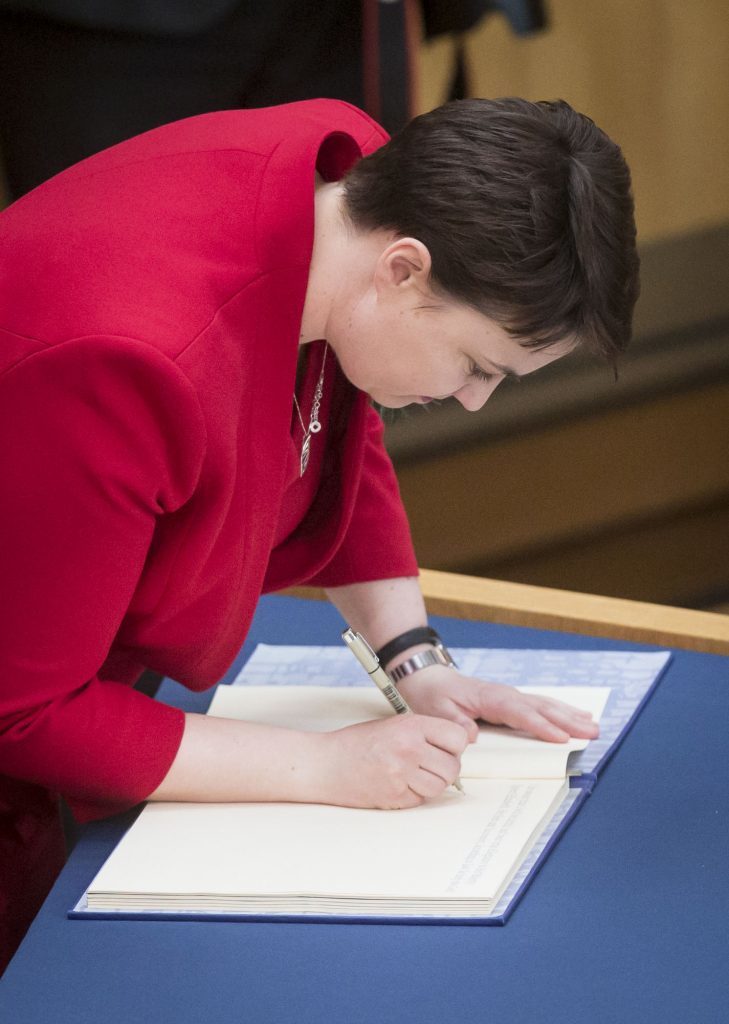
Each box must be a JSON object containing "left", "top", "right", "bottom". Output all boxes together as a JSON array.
[{"left": 468, "top": 361, "right": 495, "bottom": 383}]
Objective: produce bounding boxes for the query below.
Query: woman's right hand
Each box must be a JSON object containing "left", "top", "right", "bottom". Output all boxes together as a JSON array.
[
  {"left": 315, "top": 714, "right": 468, "bottom": 810},
  {"left": 150, "top": 711, "right": 467, "bottom": 809}
]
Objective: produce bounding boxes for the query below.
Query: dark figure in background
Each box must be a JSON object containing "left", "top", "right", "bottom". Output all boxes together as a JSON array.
[
  {"left": 0, "top": 0, "right": 547, "bottom": 201},
  {"left": 0, "top": 1, "right": 365, "bottom": 199}
]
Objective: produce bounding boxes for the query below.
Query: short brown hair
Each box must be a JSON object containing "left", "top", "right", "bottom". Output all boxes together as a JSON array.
[{"left": 343, "top": 98, "right": 639, "bottom": 362}]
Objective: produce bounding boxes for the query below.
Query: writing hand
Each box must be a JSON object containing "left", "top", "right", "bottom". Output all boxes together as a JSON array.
[{"left": 316, "top": 714, "right": 468, "bottom": 810}]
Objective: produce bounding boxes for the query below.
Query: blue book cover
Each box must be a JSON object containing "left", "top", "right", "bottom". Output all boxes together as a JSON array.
[{"left": 70, "top": 647, "right": 671, "bottom": 926}]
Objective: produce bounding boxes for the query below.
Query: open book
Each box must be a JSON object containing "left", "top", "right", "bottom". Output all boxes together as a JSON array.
[{"left": 76, "top": 645, "right": 670, "bottom": 924}]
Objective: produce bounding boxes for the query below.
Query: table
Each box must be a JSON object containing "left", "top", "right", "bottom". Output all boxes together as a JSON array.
[{"left": 2, "top": 594, "right": 728, "bottom": 1023}]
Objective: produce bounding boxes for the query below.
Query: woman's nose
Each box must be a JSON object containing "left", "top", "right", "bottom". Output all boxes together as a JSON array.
[{"left": 452, "top": 376, "right": 503, "bottom": 412}]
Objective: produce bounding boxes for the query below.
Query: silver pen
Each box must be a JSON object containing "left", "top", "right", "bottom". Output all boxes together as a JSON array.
[{"left": 341, "top": 626, "right": 464, "bottom": 794}]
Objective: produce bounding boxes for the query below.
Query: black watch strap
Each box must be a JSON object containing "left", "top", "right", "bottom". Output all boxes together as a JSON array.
[{"left": 375, "top": 626, "right": 443, "bottom": 668}]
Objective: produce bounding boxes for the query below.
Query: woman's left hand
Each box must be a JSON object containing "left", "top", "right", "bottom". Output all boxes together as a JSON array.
[{"left": 396, "top": 666, "right": 600, "bottom": 744}]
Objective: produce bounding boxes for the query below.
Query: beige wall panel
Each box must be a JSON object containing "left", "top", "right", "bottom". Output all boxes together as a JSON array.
[
  {"left": 395, "top": 381, "right": 729, "bottom": 568},
  {"left": 483, "top": 500, "right": 729, "bottom": 605}
]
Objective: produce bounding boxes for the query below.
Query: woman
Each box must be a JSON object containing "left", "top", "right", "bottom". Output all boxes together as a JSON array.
[{"left": 0, "top": 96, "right": 638, "bottom": 969}]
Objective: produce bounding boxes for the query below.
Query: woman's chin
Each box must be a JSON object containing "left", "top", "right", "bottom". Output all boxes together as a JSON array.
[
  {"left": 367, "top": 392, "right": 413, "bottom": 409},
  {"left": 368, "top": 391, "right": 432, "bottom": 409}
]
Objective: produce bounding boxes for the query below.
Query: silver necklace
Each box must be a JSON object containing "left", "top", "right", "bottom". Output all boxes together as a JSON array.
[{"left": 292, "top": 342, "right": 328, "bottom": 476}]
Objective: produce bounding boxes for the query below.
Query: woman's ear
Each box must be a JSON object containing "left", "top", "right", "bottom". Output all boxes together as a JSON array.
[{"left": 374, "top": 237, "right": 432, "bottom": 294}]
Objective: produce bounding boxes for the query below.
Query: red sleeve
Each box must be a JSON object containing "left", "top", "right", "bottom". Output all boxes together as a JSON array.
[
  {"left": 0, "top": 336, "right": 205, "bottom": 820},
  {"left": 307, "top": 405, "right": 419, "bottom": 587}
]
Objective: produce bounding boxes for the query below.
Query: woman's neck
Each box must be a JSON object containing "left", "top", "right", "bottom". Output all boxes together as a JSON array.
[{"left": 299, "top": 176, "right": 350, "bottom": 346}]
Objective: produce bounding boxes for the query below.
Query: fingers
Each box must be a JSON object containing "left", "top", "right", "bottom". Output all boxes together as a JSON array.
[
  {"left": 507, "top": 706, "right": 572, "bottom": 743},
  {"left": 470, "top": 682, "right": 600, "bottom": 743},
  {"left": 384, "top": 716, "right": 465, "bottom": 802},
  {"left": 539, "top": 700, "right": 599, "bottom": 738},
  {"left": 400, "top": 671, "right": 600, "bottom": 747},
  {"left": 450, "top": 711, "right": 479, "bottom": 744},
  {"left": 408, "top": 766, "right": 457, "bottom": 800},
  {"left": 570, "top": 706, "right": 597, "bottom": 719},
  {"left": 419, "top": 700, "right": 479, "bottom": 743},
  {"left": 413, "top": 742, "right": 463, "bottom": 794},
  {"left": 539, "top": 696, "right": 597, "bottom": 720},
  {"left": 503, "top": 700, "right": 599, "bottom": 743},
  {"left": 525, "top": 696, "right": 600, "bottom": 740},
  {"left": 325, "top": 715, "right": 466, "bottom": 810},
  {"left": 420, "top": 715, "right": 470, "bottom": 757}
]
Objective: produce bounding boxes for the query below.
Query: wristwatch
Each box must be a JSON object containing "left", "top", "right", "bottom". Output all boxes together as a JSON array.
[{"left": 388, "top": 642, "right": 457, "bottom": 682}]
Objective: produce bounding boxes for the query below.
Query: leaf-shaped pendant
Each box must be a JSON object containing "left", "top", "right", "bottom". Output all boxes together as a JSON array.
[{"left": 300, "top": 434, "right": 311, "bottom": 476}]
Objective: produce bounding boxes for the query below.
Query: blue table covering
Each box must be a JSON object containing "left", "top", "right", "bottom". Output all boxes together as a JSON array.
[{"left": 2, "top": 595, "right": 728, "bottom": 1023}]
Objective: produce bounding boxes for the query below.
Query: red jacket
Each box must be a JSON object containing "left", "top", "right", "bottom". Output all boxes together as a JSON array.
[{"left": 0, "top": 101, "right": 417, "bottom": 854}]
